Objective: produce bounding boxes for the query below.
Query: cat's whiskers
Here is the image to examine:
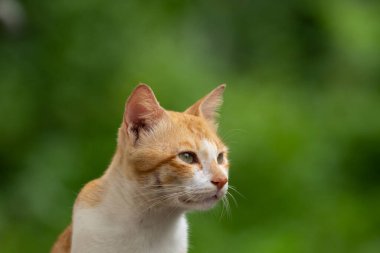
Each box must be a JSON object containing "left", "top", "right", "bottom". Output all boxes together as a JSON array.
[
  {"left": 221, "top": 195, "right": 231, "bottom": 219},
  {"left": 226, "top": 191, "right": 238, "bottom": 206},
  {"left": 222, "top": 196, "right": 230, "bottom": 219},
  {"left": 219, "top": 196, "right": 226, "bottom": 220},
  {"left": 228, "top": 185, "right": 245, "bottom": 199}
]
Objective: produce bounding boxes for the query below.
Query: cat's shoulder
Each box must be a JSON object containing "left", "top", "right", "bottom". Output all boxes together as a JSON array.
[
  {"left": 51, "top": 224, "right": 72, "bottom": 253},
  {"left": 75, "top": 178, "right": 105, "bottom": 208}
]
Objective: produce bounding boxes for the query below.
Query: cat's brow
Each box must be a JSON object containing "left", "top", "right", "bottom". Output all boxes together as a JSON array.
[{"left": 178, "top": 141, "right": 194, "bottom": 149}]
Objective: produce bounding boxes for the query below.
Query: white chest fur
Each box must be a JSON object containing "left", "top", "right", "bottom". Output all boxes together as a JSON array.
[
  {"left": 72, "top": 208, "right": 188, "bottom": 253},
  {"left": 71, "top": 190, "right": 188, "bottom": 253}
]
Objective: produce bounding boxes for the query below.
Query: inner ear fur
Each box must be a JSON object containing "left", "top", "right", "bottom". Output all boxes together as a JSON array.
[{"left": 124, "top": 84, "right": 166, "bottom": 141}]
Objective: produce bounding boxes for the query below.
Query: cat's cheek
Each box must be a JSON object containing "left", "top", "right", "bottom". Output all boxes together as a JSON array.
[
  {"left": 166, "top": 160, "right": 195, "bottom": 180},
  {"left": 159, "top": 172, "right": 177, "bottom": 185}
]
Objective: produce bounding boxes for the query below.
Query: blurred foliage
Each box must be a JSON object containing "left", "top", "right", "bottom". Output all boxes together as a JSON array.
[{"left": 1, "top": 0, "right": 380, "bottom": 252}]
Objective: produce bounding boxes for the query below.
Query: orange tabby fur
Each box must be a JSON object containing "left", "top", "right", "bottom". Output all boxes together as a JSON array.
[
  {"left": 51, "top": 224, "right": 72, "bottom": 253},
  {"left": 51, "top": 84, "right": 229, "bottom": 253}
]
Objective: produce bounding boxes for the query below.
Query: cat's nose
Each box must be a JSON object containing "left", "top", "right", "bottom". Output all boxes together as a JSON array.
[{"left": 211, "top": 177, "right": 228, "bottom": 190}]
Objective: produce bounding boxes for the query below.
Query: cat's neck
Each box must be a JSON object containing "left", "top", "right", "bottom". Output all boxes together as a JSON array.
[{"left": 102, "top": 159, "right": 185, "bottom": 225}]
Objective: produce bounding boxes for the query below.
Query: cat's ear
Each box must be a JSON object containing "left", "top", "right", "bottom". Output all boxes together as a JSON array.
[
  {"left": 124, "top": 84, "right": 165, "bottom": 140},
  {"left": 185, "top": 84, "right": 226, "bottom": 125}
]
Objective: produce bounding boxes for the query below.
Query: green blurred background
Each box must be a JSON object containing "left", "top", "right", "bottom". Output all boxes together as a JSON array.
[{"left": 1, "top": 0, "right": 380, "bottom": 252}]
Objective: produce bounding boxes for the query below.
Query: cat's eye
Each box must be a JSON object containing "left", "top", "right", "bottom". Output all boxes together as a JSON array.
[
  {"left": 217, "top": 152, "right": 224, "bottom": 164},
  {"left": 178, "top": 152, "right": 198, "bottom": 164}
]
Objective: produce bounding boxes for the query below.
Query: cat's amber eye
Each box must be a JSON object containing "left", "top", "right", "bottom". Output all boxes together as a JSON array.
[
  {"left": 217, "top": 152, "right": 224, "bottom": 164},
  {"left": 178, "top": 152, "right": 198, "bottom": 164}
]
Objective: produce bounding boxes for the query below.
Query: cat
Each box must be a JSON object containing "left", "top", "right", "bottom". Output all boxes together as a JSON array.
[{"left": 51, "top": 83, "right": 230, "bottom": 253}]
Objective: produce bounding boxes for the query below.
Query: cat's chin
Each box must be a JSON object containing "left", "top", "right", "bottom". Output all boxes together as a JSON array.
[{"left": 177, "top": 194, "right": 221, "bottom": 210}]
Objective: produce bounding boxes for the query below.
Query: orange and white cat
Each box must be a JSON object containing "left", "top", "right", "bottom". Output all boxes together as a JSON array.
[{"left": 51, "top": 84, "right": 230, "bottom": 253}]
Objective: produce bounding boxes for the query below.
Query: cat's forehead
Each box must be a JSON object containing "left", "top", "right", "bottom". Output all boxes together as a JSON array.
[{"left": 166, "top": 111, "right": 225, "bottom": 149}]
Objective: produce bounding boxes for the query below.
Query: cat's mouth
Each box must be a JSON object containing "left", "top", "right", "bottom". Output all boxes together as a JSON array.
[{"left": 178, "top": 194, "right": 220, "bottom": 209}]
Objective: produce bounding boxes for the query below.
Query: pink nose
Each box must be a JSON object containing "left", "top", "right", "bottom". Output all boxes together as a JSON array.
[{"left": 211, "top": 177, "right": 228, "bottom": 190}]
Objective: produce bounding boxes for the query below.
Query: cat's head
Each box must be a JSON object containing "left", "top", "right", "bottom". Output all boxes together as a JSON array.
[{"left": 117, "top": 84, "right": 229, "bottom": 211}]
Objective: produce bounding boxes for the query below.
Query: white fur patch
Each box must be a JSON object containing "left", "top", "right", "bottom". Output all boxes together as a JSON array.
[
  {"left": 72, "top": 185, "right": 188, "bottom": 253},
  {"left": 200, "top": 139, "right": 218, "bottom": 161},
  {"left": 199, "top": 139, "right": 217, "bottom": 172}
]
